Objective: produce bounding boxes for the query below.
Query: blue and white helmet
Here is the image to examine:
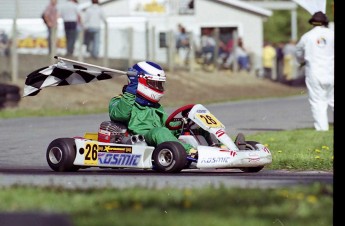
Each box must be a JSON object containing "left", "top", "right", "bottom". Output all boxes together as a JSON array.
[{"left": 133, "top": 61, "right": 166, "bottom": 103}]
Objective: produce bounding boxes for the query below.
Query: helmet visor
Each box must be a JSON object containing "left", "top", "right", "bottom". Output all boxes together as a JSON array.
[{"left": 147, "top": 79, "right": 165, "bottom": 92}]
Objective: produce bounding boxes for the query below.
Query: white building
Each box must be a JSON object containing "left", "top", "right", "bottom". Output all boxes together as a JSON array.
[
  {"left": 96, "top": 0, "right": 272, "bottom": 68},
  {"left": 0, "top": 0, "right": 272, "bottom": 69}
]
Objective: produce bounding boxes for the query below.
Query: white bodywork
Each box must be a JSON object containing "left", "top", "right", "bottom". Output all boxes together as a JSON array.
[
  {"left": 72, "top": 104, "right": 272, "bottom": 170},
  {"left": 74, "top": 139, "right": 154, "bottom": 169}
]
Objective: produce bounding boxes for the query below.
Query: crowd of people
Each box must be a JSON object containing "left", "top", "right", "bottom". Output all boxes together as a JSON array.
[
  {"left": 175, "top": 26, "right": 302, "bottom": 81},
  {"left": 42, "top": 0, "right": 106, "bottom": 58},
  {"left": 173, "top": 25, "right": 313, "bottom": 88},
  {"left": 174, "top": 26, "right": 252, "bottom": 72}
]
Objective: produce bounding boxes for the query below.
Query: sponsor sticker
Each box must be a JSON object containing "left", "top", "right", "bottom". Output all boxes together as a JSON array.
[
  {"left": 200, "top": 157, "right": 232, "bottom": 164},
  {"left": 99, "top": 145, "right": 132, "bottom": 153},
  {"left": 98, "top": 153, "right": 141, "bottom": 166}
]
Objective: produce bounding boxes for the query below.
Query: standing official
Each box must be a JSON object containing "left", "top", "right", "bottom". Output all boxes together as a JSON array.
[
  {"left": 59, "top": 0, "right": 81, "bottom": 56},
  {"left": 83, "top": 0, "right": 106, "bottom": 58},
  {"left": 295, "top": 11, "right": 334, "bottom": 131}
]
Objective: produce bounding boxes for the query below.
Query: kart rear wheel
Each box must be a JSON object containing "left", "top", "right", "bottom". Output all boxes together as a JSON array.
[
  {"left": 152, "top": 141, "right": 188, "bottom": 173},
  {"left": 239, "top": 141, "right": 264, "bottom": 173},
  {"left": 46, "top": 138, "right": 80, "bottom": 172},
  {"left": 240, "top": 166, "right": 264, "bottom": 173}
]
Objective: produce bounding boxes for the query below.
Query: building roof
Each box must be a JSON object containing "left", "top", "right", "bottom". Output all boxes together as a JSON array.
[{"left": 214, "top": 0, "right": 272, "bottom": 17}]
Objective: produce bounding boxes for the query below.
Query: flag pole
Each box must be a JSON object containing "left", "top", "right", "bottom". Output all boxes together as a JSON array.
[{"left": 54, "top": 56, "right": 128, "bottom": 75}]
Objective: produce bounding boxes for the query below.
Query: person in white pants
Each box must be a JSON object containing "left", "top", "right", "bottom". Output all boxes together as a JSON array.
[{"left": 295, "top": 11, "right": 334, "bottom": 131}]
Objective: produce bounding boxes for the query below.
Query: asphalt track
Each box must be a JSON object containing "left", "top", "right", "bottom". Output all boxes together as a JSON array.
[{"left": 0, "top": 94, "right": 333, "bottom": 189}]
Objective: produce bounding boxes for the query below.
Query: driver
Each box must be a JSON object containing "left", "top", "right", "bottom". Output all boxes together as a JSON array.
[{"left": 108, "top": 61, "right": 197, "bottom": 157}]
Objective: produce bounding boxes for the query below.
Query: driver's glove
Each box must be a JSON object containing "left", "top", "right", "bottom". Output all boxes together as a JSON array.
[{"left": 125, "top": 68, "right": 139, "bottom": 95}]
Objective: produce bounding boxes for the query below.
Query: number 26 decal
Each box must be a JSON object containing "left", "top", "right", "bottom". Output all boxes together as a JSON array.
[{"left": 84, "top": 142, "right": 98, "bottom": 165}]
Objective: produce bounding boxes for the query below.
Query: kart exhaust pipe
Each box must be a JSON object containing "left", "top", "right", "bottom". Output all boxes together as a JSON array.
[
  {"left": 130, "top": 134, "right": 145, "bottom": 144},
  {"left": 137, "top": 134, "right": 145, "bottom": 142},
  {"left": 131, "top": 135, "right": 137, "bottom": 143}
]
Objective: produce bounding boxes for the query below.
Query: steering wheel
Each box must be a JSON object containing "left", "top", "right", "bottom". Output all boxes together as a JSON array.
[{"left": 165, "top": 104, "right": 195, "bottom": 130}]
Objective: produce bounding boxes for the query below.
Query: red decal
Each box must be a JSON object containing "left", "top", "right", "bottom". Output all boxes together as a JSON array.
[
  {"left": 229, "top": 150, "right": 237, "bottom": 157},
  {"left": 220, "top": 149, "right": 237, "bottom": 157},
  {"left": 215, "top": 129, "right": 225, "bottom": 137}
]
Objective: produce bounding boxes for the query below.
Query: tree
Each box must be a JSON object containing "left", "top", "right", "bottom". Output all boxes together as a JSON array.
[{"left": 263, "top": 0, "right": 334, "bottom": 43}]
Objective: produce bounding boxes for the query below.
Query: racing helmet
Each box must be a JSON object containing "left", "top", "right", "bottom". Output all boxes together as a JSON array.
[
  {"left": 308, "top": 11, "right": 329, "bottom": 26},
  {"left": 133, "top": 61, "right": 166, "bottom": 103}
]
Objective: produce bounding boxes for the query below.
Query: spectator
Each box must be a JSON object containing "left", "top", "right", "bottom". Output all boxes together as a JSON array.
[
  {"left": 235, "top": 38, "right": 250, "bottom": 71},
  {"left": 262, "top": 41, "right": 276, "bottom": 80},
  {"left": 218, "top": 37, "right": 234, "bottom": 68},
  {"left": 175, "top": 24, "right": 190, "bottom": 65},
  {"left": 200, "top": 28, "right": 216, "bottom": 70},
  {"left": 83, "top": 0, "right": 106, "bottom": 59},
  {"left": 295, "top": 11, "right": 334, "bottom": 131},
  {"left": 43, "top": 0, "right": 59, "bottom": 56},
  {"left": 275, "top": 42, "right": 285, "bottom": 82},
  {"left": 0, "top": 30, "right": 10, "bottom": 57},
  {"left": 283, "top": 39, "right": 298, "bottom": 83},
  {"left": 59, "top": 0, "right": 81, "bottom": 56},
  {"left": 223, "top": 38, "right": 250, "bottom": 71}
]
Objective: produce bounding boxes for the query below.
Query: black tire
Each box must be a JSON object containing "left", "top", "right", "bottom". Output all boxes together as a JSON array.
[
  {"left": 240, "top": 166, "right": 264, "bottom": 173},
  {"left": 152, "top": 141, "right": 188, "bottom": 173},
  {"left": 0, "top": 84, "right": 21, "bottom": 109},
  {"left": 46, "top": 138, "right": 80, "bottom": 172},
  {"left": 6, "top": 92, "right": 21, "bottom": 102},
  {"left": 0, "top": 86, "right": 7, "bottom": 106},
  {"left": 4, "top": 84, "right": 20, "bottom": 93},
  {"left": 239, "top": 141, "right": 264, "bottom": 173}
]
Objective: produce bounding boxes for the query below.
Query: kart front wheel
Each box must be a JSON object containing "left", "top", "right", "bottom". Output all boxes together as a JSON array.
[
  {"left": 239, "top": 166, "right": 264, "bottom": 173},
  {"left": 239, "top": 141, "right": 265, "bottom": 173},
  {"left": 46, "top": 138, "right": 80, "bottom": 172},
  {"left": 152, "top": 141, "right": 188, "bottom": 173}
]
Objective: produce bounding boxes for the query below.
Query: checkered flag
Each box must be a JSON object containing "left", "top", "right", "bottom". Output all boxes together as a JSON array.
[{"left": 23, "top": 56, "right": 128, "bottom": 97}]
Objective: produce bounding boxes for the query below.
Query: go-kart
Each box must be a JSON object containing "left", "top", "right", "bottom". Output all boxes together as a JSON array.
[{"left": 46, "top": 104, "right": 272, "bottom": 173}]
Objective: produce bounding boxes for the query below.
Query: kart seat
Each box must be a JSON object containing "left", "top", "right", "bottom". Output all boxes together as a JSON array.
[{"left": 195, "top": 135, "right": 209, "bottom": 146}]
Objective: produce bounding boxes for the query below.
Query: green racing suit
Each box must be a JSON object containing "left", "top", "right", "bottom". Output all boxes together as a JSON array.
[{"left": 108, "top": 92, "right": 194, "bottom": 153}]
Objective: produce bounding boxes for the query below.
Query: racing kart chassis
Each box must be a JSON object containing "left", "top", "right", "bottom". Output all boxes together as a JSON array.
[{"left": 47, "top": 104, "right": 272, "bottom": 173}]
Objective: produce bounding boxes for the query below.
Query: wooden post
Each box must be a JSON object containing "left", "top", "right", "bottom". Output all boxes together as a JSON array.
[
  {"left": 50, "top": 26, "right": 57, "bottom": 64},
  {"left": 78, "top": 29, "right": 84, "bottom": 62},
  {"left": 128, "top": 27, "right": 133, "bottom": 68},
  {"left": 103, "top": 21, "right": 108, "bottom": 67},
  {"left": 188, "top": 32, "right": 195, "bottom": 74},
  {"left": 232, "top": 29, "right": 238, "bottom": 72},
  {"left": 214, "top": 27, "right": 219, "bottom": 70},
  {"left": 11, "top": 0, "right": 19, "bottom": 82},
  {"left": 151, "top": 26, "right": 156, "bottom": 61},
  {"left": 145, "top": 21, "right": 150, "bottom": 60},
  {"left": 167, "top": 30, "right": 174, "bottom": 72}
]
